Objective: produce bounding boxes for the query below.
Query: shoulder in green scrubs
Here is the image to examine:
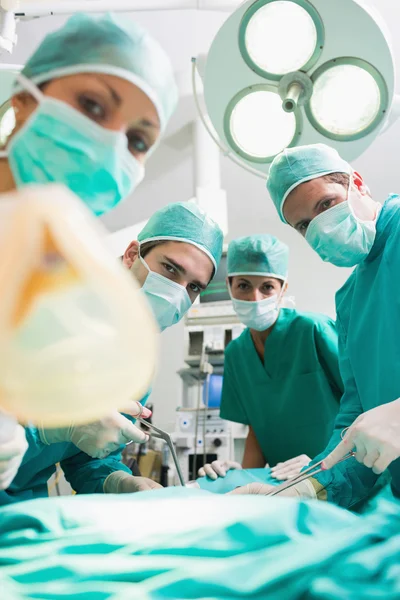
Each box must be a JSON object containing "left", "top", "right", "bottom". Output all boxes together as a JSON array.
[
  {"left": 0, "top": 427, "right": 132, "bottom": 506},
  {"left": 220, "top": 308, "right": 343, "bottom": 467},
  {"left": 0, "top": 394, "right": 151, "bottom": 506},
  {"left": 312, "top": 195, "right": 400, "bottom": 507}
]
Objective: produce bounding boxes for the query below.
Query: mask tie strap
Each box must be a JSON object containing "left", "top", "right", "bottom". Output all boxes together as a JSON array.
[{"left": 16, "top": 74, "right": 45, "bottom": 104}]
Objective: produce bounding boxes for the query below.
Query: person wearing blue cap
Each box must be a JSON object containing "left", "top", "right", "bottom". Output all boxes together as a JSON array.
[
  {"left": 199, "top": 234, "right": 342, "bottom": 483},
  {"left": 0, "top": 12, "right": 178, "bottom": 215},
  {"left": 232, "top": 143, "right": 400, "bottom": 506},
  {"left": 1, "top": 201, "right": 223, "bottom": 503}
]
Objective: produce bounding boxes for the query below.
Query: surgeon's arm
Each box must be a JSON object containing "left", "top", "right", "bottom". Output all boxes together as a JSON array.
[
  {"left": 314, "top": 319, "right": 344, "bottom": 398},
  {"left": 60, "top": 446, "right": 131, "bottom": 494},
  {"left": 308, "top": 323, "right": 381, "bottom": 508},
  {"left": 20, "top": 426, "right": 49, "bottom": 465},
  {"left": 242, "top": 426, "right": 266, "bottom": 469}
]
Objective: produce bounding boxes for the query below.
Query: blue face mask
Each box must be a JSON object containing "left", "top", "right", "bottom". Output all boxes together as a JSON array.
[
  {"left": 4, "top": 76, "right": 144, "bottom": 216},
  {"left": 140, "top": 257, "right": 192, "bottom": 332},
  {"left": 305, "top": 186, "right": 381, "bottom": 268}
]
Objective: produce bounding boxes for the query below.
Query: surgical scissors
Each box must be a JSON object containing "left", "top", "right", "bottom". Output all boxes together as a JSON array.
[
  {"left": 265, "top": 428, "right": 355, "bottom": 497},
  {"left": 135, "top": 418, "right": 185, "bottom": 487}
]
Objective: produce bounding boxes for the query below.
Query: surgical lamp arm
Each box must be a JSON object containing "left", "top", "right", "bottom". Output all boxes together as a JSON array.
[{"left": 0, "top": 6, "right": 17, "bottom": 54}]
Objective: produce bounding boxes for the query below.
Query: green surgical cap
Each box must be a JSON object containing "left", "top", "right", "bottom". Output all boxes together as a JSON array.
[
  {"left": 267, "top": 144, "right": 351, "bottom": 223},
  {"left": 138, "top": 202, "right": 223, "bottom": 271},
  {"left": 227, "top": 234, "right": 289, "bottom": 281},
  {"left": 17, "top": 13, "right": 177, "bottom": 130}
]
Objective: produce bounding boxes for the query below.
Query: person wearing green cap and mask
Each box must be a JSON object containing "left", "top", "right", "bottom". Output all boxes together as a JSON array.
[
  {"left": 199, "top": 234, "right": 343, "bottom": 483},
  {"left": 123, "top": 201, "right": 222, "bottom": 332},
  {"left": 1, "top": 201, "right": 223, "bottom": 503},
  {"left": 232, "top": 143, "right": 400, "bottom": 506},
  {"left": 0, "top": 12, "right": 178, "bottom": 215},
  {"left": 0, "top": 11, "right": 179, "bottom": 500}
]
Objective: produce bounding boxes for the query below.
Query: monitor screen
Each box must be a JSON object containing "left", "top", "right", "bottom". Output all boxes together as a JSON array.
[{"left": 199, "top": 253, "right": 230, "bottom": 303}]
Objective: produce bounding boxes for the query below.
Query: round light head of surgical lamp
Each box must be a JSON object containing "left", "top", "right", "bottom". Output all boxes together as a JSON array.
[
  {"left": 224, "top": 85, "right": 301, "bottom": 162},
  {"left": 307, "top": 58, "right": 388, "bottom": 140},
  {"left": 240, "top": 0, "right": 324, "bottom": 80}
]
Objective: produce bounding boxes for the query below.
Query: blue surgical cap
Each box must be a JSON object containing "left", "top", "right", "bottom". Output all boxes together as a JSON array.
[
  {"left": 227, "top": 235, "right": 289, "bottom": 281},
  {"left": 138, "top": 202, "right": 223, "bottom": 271},
  {"left": 267, "top": 144, "right": 351, "bottom": 223},
  {"left": 17, "top": 12, "right": 178, "bottom": 131}
]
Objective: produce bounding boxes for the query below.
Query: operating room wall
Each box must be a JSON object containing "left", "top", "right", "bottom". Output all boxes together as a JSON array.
[{"left": 2, "top": 2, "right": 400, "bottom": 432}]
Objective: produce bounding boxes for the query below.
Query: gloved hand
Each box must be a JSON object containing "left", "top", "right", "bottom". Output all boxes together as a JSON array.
[
  {"left": 198, "top": 460, "right": 242, "bottom": 480},
  {"left": 0, "top": 412, "right": 28, "bottom": 490},
  {"left": 103, "top": 470, "right": 163, "bottom": 493},
  {"left": 39, "top": 401, "right": 151, "bottom": 459},
  {"left": 228, "top": 479, "right": 316, "bottom": 498},
  {"left": 322, "top": 399, "right": 400, "bottom": 474},
  {"left": 270, "top": 454, "right": 311, "bottom": 480}
]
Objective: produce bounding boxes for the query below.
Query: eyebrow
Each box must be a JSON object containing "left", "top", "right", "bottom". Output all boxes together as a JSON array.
[
  {"left": 94, "top": 78, "right": 122, "bottom": 107},
  {"left": 236, "top": 277, "right": 275, "bottom": 285},
  {"left": 163, "top": 255, "right": 208, "bottom": 290},
  {"left": 139, "top": 118, "right": 160, "bottom": 131}
]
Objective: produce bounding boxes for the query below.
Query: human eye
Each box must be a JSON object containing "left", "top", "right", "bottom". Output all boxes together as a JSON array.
[
  {"left": 162, "top": 262, "right": 176, "bottom": 276},
  {"left": 78, "top": 94, "right": 107, "bottom": 122},
  {"left": 320, "top": 198, "right": 333, "bottom": 211},
  {"left": 297, "top": 220, "right": 310, "bottom": 235},
  {"left": 189, "top": 283, "right": 200, "bottom": 294},
  {"left": 127, "top": 130, "right": 151, "bottom": 156}
]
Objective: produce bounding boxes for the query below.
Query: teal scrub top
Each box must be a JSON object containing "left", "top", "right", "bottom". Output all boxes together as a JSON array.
[
  {"left": 220, "top": 309, "right": 343, "bottom": 467},
  {"left": 0, "top": 394, "right": 150, "bottom": 506},
  {"left": 313, "top": 195, "right": 400, "bottom": 507}
]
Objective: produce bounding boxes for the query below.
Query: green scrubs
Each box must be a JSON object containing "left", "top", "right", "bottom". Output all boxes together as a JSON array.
[
  {"left": 220, "top": 308, "right": 343, "bottom": 467},
  {"left": 0, "top": 427, "right": 131, "bottom": 506},
  {"left": 313, "top": 195, "right": 400, "bottom": 506},
  {"left": 0, "top": 394, "right": 150, "bottom": 506}
]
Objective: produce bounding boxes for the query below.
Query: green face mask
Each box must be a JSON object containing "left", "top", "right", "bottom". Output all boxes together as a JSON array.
[
  {"left": 305, "top": 185, "right": 380, "bottom": 268},
  {"left": 4, "top": 75, "right": 144, "bottom": 217},
  {"left": 140, "top": 257, "right": 192, "bottom": 332}
]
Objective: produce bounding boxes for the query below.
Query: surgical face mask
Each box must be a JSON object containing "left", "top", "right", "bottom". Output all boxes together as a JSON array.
[
  {"left": 305, "top": 183, "right": 381, "bottom": 268},
  {"left": 230, "top": 289, "right": 282, "bottom": 332},
  {"left": 140, "top": 257, "right": 192, "bottom": 332},
  {"left": 2, "top": 75, "right": 144, "bottom": 216}
]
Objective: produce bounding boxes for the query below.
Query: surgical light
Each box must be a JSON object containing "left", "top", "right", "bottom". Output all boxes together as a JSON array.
[
  {"left": 242, "top": 0, "right": 322, "bottom": 78},
  {"left": 308, "top": 60, "right": 386, "bottom": 140},
  {"left": 226, "top": 88, "right": 299, "bottom": 160},
  {"left": 198, "top": 0, "right": 397, "bottom": 177}
]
